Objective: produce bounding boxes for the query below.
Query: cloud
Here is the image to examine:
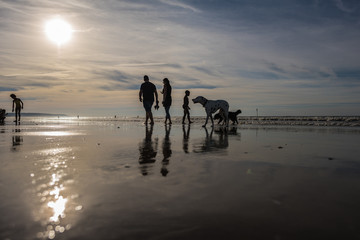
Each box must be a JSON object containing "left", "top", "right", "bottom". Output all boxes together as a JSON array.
[
  {"left": 159, "top": 0, "right": 201, "bottom": 13},
  {"left": 0, "top": 87, "right": 19, "bottom": 92},
  {"left": 334, "top": 0, "right": 355, "bottom": 12}
]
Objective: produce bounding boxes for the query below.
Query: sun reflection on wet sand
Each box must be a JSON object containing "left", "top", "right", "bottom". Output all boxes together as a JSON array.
[
  {"left": 48, "top": 195, "right": 67, "bottom": 222},
  {"left": 30, "top": 145, "right": 80, "bottom": 239}
]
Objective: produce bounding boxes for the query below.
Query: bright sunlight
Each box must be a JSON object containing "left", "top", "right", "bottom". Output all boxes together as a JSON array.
[{"left": 45, "top": 18, "right": 73, "bottom": 46}]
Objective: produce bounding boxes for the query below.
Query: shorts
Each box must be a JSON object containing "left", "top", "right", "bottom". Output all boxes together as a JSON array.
[{"left": 143, "top": 101, "right": 154, "bottom": 112}]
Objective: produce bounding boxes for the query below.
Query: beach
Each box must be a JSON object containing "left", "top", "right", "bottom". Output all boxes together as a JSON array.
[{"left": 1, "top": 117, "right": 360, "bottom": 239}]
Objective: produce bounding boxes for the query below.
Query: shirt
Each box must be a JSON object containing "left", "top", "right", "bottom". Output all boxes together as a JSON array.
[{"left": 140, "top": 82, "right": 157, "bottom": 102}]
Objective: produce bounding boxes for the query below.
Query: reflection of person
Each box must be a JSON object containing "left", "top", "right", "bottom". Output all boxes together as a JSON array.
[
  {"left": 0, "top": 109, "right": 7, "bottom": 124},
  {"left": 139, "top": 75, "right": 159, "bottom": 125},
  {"left": 161, "top": 78, "right": 172, "bottom": 125},
  {"left": 12, "top": 129, "right": 23, "bottom": 151},
  {"left": 182, "top": 90, "right": 193, "bottom": 124},
  {"left": 182, "top": 124, "right": 190, "bottom": 153},
  {"left": 138, "top": 125, "right": 158, "bottom": 176},
  {"left": 10, "top": 94, "right": 24, "bottom": 122},
  {"left": 161, "top": 125, "right": 172, "bottom": 176}
]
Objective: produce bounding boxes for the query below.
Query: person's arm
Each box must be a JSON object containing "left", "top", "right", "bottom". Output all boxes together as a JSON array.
[
  {"left": 20, "top": 100, "right": 24, "bottom": 109},
  {"left": 155, "top": 90, "right": 159, "bottom": 105},
  {"left": 12, "top": 100, "right": 14, "bottom": 112},
  {"left": 154, "top": 87, "right": 159, "bottom": 109},
  {"left": 162, "top": 86, "right": 167, "bottom": 103},
  {"left": 139, "top": 89, "right": 143, "bottom": 102}
]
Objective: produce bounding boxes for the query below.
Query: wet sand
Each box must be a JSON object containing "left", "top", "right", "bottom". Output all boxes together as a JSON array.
[{"left": 1, "top": 118, "right": 360, "bottom": 239}]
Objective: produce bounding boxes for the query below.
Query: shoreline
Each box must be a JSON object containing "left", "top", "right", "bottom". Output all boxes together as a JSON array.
[{"left": 3, "top": 115, "right": 359, "bottom": 127}]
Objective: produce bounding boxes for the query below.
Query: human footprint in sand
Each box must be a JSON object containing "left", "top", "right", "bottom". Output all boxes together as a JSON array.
[{"left": 10, "top": 94, "right": 24, "bottom": 123}]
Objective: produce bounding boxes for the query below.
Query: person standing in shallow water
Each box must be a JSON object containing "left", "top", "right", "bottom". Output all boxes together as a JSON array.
[
  {"left": 182, "top": 90, "right": 193, "bottom": 124},
  {"left": 10, "top": 94, "right": 24, "bottom": 123},
  {"left": 161, "top": 78, "right": 172, "bottom": 125},
  {"left": 139, "top": 75, "right": 159, "bottom": 125}
]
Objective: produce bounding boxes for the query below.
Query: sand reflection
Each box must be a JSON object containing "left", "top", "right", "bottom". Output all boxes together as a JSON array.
[
  {"left": 11, "top": 128, "right": 23, "bottom": 151},
  {"left": 182, "top": 124, "right": 191, "bottom": 153},
  {"left": 138, "top": 125, "right": 158, "bottom": 175},
  {"left": 193, "top": 127, "right": 229, "bottom": 153},
  {"left": 161, "top": 125, "right": 172, "bottom": 176},
  {"left": 31, "top": 146, "right": 80, "bottom": 239}
]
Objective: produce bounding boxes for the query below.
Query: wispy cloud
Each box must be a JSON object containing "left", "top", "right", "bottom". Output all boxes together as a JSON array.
[
  {"left": 159, "top": 0, "right": 201, "bottom": 13},
  {"left": 0, "top": 87, "right": 19, "bottom": 92},
  {"left": 334, "top": 0, "right": 355, "bottom": 12}
]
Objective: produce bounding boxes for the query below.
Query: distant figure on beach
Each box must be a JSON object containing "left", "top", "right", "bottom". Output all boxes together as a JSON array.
[
  {"left": 182, "top": 90, "right": 193, "bottom": 124},
  {"left": 139, "top": 75, "right": 159, "bottom": 125},
  {"left": 161, "top": 78, "right": 172, "bottom": 125},
  {"left": 10, "top": 94, "right": 24, "bottom": 123}
]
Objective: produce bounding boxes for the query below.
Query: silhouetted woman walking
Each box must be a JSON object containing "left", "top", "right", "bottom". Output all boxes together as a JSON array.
[{"left": 161, "top": 78, "right": 172, "bottom": 125}]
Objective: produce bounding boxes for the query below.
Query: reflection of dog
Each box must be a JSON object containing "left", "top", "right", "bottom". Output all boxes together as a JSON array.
[
  {"left": 193, "top": 127, "right": 229, "bottom": 153},
  {"left": 214, "top": 109, "right": 241, "bottom": 125},
  {"left": 192, "top": 96, "right": 229, "bottom": 127}
]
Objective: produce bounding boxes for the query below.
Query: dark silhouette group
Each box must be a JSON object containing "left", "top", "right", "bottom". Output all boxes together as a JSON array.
[{"left": 139, "top": 75, "right": 193, "bottom": 125}]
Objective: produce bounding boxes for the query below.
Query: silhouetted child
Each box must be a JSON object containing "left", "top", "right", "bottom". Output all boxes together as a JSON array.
[
  {"left": 10, "top": 94, "right": 24, "bottom": 122},
  {"left": 182, "top": 90, "right": 193, "bottom": 124}
]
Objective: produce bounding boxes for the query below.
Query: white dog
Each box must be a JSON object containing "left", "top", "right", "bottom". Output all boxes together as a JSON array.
[{"left": 192, "top": 96, "right": 229, "bottom": 127}]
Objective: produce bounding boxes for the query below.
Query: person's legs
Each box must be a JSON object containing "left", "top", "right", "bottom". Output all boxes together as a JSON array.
[
  {"left": 17, "top": 109, "right": 21, "bottom": 122},
  {"left": 187, "top": 109, "right": 192, "bottom": 123},
  {"left": 182, "top": 110, "right": 186, "bottom": 124},
  {"left": 143, "top": 101, "right": 154, "bottom": 124},
  {"left": 14, "top": 108, "right": 19, "bottom": 122},
  {"left": 183, "top": 109, "right": 191, "bottom": 124},
  {"left": 165, "top": 106, "right": 171, "bottom": 124},
  {"left": 145, "top": 112, "right": 149, "bottom": 124},
  {"left": 149, "top": 111, "right": 154, "bottom": 124}
]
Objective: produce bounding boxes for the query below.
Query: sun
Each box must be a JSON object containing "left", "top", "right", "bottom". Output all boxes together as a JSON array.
[{"left": 45, "top": 18, "right": 73, "bottom": 46}]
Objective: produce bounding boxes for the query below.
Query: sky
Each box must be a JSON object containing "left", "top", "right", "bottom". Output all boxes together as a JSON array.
[{"left": 1, "top": 0, "right": 360, "bottom": 117}]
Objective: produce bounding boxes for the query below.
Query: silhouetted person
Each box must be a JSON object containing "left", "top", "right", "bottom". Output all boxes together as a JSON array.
[
  {"left": 182, "top": 90, "right": 193, "bottom": 124},
  {"left": 182, "top": 124, "right": 191, "bottom": 153},
  {"left": 138, "top": 125, "right": 158, "bottom": 176},
  {"left": 10, "top": 94, "right": 24, "bottom": 123},
  {"left": 161, "top": 78, "right": 172, "bottom": 125},
  {"left": 161, "top": 125, "right": 172, "bottom": 176},
  {"left": 139, "top": 75, "right": 159, "bottom": 125}
]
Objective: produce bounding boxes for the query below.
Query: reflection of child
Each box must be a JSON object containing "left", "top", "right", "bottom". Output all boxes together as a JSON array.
[
  {"left": 10, "top": 94, "right": 24, "bottom": 122},
  {"left": 182, "top": 90, "right": 193, "bottom": 124}
]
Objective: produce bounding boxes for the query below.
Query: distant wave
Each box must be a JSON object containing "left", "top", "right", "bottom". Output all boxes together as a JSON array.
[
  {"left": 6, "top": 113, "right": 67, "bottom": 117},
  {"left": 36, "top": 115, "right": 360, "bottom": 127}
]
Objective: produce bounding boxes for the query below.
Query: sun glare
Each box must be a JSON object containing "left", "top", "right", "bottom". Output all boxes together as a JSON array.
[{"left": 45, "top": 18, "right": 73, "bottom": 46}]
